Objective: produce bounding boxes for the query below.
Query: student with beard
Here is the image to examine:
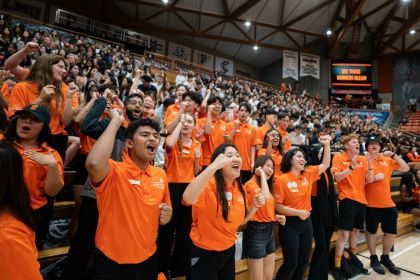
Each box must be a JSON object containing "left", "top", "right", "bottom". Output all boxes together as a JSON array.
[
  {"left": 227, "top": 103, "right": 258, "bottom": 184},
  {"left": 183, "top": 143, "right": 265, "bottom": 280},
  {"left": 0, "top": 142, "right": 42, "bottom": 280},
  {"left": 62, "top": 92, "right": 145, "bottom": 280},
  {"left": 364, "top": 136, "right": 409, "bottom": 275},
  {"left": 157, "top": 113, "right": 201, "bottom": 278},
  {"left": 274, "top": 135, "right": 332, "bottom": 280},
  {"left": 4, "top": 104, "right": 64, "bottom": 248},
  {"left": 86, "top": 111, "right": 172, "bottom": 279}
]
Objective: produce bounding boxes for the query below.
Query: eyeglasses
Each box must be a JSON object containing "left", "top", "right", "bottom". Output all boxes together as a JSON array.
[{"left": 128, "top": 100, "right": 144, "bottom": 106}]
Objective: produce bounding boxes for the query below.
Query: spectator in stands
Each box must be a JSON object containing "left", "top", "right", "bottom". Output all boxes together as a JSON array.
[
  {"left": 331, "top": 135, "right": 375, "bottom": 280},
  {"left": 138, "top": 75, "right": 157, "bottom": 96},
  {"left": 243, "top": 155, "right": 286, "bottom": 280},
  {"left": 85, "top": 112, "right": 172, "bottom": 279},
  {"left": 183, "top": 143, "right": 265, "bottom": 280},
  {"left": 258, "top": 129, "right": 284, "bottom": 178},
  {"left": 7, "top": 54, "right": 79, "bottom": 161},
  {"left": 0, "top": 142, "right": 42, "bottom": 280},
  {"left": 157, "top": 112, "right": 201, "bottom": 278},
  {"left": 227, "top": 103, "right": 258, "bottom": 184},
  {"left": 274, "top": 135, "right": 331, "bottom": 280},
  {"left": 406, "top": 146, "right": 420, "bottom": 163},
  {"left": 400, "top": 169, "right": 420, "bottom": 229},
  {"left": 277, "top": 113, "right": 292, "bottom": 152},
  {"left": 255, "top": 109, "right": 278, "bottom": 149},
  {"left": 164, "top": 91, "right": 201, "bottom": 134},
  {"left": 363, "top": 136, "right": 409, "bottom": 275},
  {"left": 5, "top": 104, "right": 64, "bottom": 248}
]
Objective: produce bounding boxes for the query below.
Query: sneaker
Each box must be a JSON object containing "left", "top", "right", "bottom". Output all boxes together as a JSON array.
[
  {"left": 380, "top": 255, "right": 401, "bottom": 275},
  {"left": 370, "top": 255, "right": 385, "bottom": 274},
  {"left": 331, "top": 268, "right": 346, "bottom": 280}
]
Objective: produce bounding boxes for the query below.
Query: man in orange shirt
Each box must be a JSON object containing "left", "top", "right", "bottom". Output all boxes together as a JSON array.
[
  {"left": 164, "top": 91, "right": 201, "bottom": 134},
  {"left": 163, "top": 84, "right": 190, "bottom": 126},
  {"left": 255, "top": 109, "right": 278, "bottom": 149},
  {"left": 228, "top": 103, "right": 258, "bottom": 183},
  {"left": 277, "top": 113, "right": 292, "bottom": 152},
  {"left": 85, "top": 110, "right": 172, "bottom": 279},
  {"left": 364, "top": 136, "right": 409, "bottom": 275},
  {"left": 331, "top": 134, "right": 374, "bottom": 280}
]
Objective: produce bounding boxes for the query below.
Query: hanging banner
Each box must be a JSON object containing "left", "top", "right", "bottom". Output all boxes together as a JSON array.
[
  {"left": 168, "top": 42, "right": 191, "bottom": 61},
  {"left": 193, "top": 50, "right": 214, "bottom": 69},
  {"left": 282, "top": 50, "right": 298, "bottom": 80},
  {"left": 215, "top": 56, "right": 234, "bottom": 76},
  {"left": 300, "top": 53, "right": 320, "bottom": 79},
  {"left": 147, "top": 36, "right": 166, "bottom": 55}
]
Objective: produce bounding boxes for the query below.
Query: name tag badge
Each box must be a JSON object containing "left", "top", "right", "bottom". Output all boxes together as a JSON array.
[
  {"left": 236, "top": 130, "right": 241, "bottom": 133},
  {"left": 129, "top": 179, "right": 141, "bottom": 185},
  {"left": 182, "top": 149, "right": 190, "bottom": 155},
  {"left": 226, "top": 191, "right": 232, "bottom": 201}
]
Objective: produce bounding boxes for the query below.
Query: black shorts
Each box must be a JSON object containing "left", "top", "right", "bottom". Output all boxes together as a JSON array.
[
  {"left": 366, "top": 207, "right": 398, "bottom": 234},
  {"left": 242, "top": 221, "right": 275, "bottom": 259},
  {"left": 339, "top": 199, "right": 366, "bottom": 231}
]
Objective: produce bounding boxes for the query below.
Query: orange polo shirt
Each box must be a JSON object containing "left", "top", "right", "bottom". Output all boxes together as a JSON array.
[
  {"left": 188, "top": 177, "right": 245, "bottom": 251},
  {"left": 0, "top": 83, "right": 11, "bottom": 102},
  {"left": 228, "top": 122, "right": 258, "bottom": 171},
  {"left": 244, "top": 177, "right": 275, "bottom": 222},
  {"left": 8, "top": 81, "right": 79, "bottom": 135},
  {"left": 0, "top": 211, "right": 42, "bottom": 280},
  {"left": 163, "top": 103, "right": 180, "bottom": 128},
  {"left": 258, "top": 148, "right": 283, "bottom": 176},
  {"left": 277, "top": 127, "right": 291, "bottom": 151},
  {"left": 197, "top": 117, "right": 229, "bottom": 166},
  {"left": 331, "top": 153, "right": 369, "bottom": 205},
  {"left": 165, "top": 136, "right": 201, "bottom": 183},
  {"left": 365, "top": 156, "right": 399, "bottom": 208},
  {"left": 274, "top": 166, "right": 320, "bottom": 212},
  {"left": 255, "top": 123, "right": 272, "bottom": 146},
  {"left": 93, "top": 158, "right": 170, "bottom": 264},
  {"left": 13, "top": 141, "right": 64, "bottom": 210},
  {"left": 407, "top": 152, "right": 420, "bottom": 162}
]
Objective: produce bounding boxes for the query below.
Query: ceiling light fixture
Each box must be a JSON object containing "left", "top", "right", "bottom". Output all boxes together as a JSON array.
[
  {"left": 326, "top": 29, "right": 332, "bottom": 36},
  {"left": 253, "top": 44, "right": 259, "bottom": 51},
  {"left": 245, "top": 20, "right": 251, "bottom": 27},
  {"left": 162, "top": 0, "right": 169, "bottom": 4},
  {"left": 402, "top": 0, "right": 411, "bottom": 3},
  {"left": 410, "top": 29, "right": 416, "bottom": 35}
]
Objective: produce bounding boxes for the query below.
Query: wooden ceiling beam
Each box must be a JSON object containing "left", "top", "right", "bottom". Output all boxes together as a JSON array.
[
  {"left": 201, "top": 20, "right": 225, "bottom": 33},
  {"left": 221, "top": 0, "right": 230, "bottom": 17},
  {"left": 231, "top": 21, "right": 252, "bottom": 41},
  {"left": 283, "top": 0, "right": 336, "bottom": 28},
  {"left": 330, "top": 0, "right": 345, "bottom": 31},
  {"left": 353, "top": 0, "right": 395, "bottom": 24},
  {"left": 230, "top": 0, "right": 261, "bottom": 19},
  {"left": 373, "top": 2, "right": 401, "bottom": 49},
  {"left": 407, "top": 37, "right": 420, "bottom": 52},
  {"left": 283, "top": 31, "right": 300, "bottom": 48},
  {"left": 328, "top": 0, "right": 366, "bottom": 55},
  {"left": 258, "top": 29, "right": 277, "bottom": 42},
  {"left": 172, "top": 10, "right": 196, "bottom": 32}
]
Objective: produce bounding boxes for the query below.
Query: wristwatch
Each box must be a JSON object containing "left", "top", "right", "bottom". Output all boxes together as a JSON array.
[{"left": 349, "top": 166, "right": 354, "bottom": 170}]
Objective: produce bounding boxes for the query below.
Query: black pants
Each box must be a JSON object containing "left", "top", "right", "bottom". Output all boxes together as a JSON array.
[
  {"left": 32, "top": 199, "right": 54, "bottom": 249},
  {"left": 47, "top": 134, "right": 68, "bottom": 162},
  {"left": 62, "top": 197, "right": 99, "bottom": 280},
  {"left": 90, "top": 249, "right": 158, "bottom": 280},
  {"left": 241, "top": 170, "right": 252, "bottom": 185},
  {"left": 308, "top": 198, "right": 334, "bottom": 280},
  {"left": 275, "top": 217, "right": 313, "bottom": 280},
  {"left": 188, "top": 243, "right": 235, "bottom": 280},
  {"left": 157, "top": 183, "right": 192, "bottom": 278}
]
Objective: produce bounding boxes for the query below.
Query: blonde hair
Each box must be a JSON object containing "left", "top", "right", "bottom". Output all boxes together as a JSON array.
[
  {"left": 25, "top": 54, "right": 68, "bottom": 110},
  {"left": 177, "top": 112, "right": 196, "bottom": 161},
  {"left": 341, "top": 134, "right": 359, "bottom": 146}
]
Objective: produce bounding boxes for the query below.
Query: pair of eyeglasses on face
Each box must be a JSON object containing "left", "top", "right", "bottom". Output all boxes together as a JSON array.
[{"left": 128, "top": 100, "right": 144, "bottom": 106}]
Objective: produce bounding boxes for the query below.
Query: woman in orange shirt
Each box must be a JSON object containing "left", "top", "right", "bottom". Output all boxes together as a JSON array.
[
  {"left": 158, "top": 113, "right": 201, "bottom": 278},
  {"left": 274, "top": 135, "right": 331, "bottom": 280},
  {"left": 243, "top": 155, "right": 286, "bottom": 280},
  {"left": 258, "top": 128, "right": 284, "bottom": 176},
  {"left": 183, "top": 143, "right": 265, "bottom": 280},
  {"left": 5, "top": 104, "right": 64, "bottom": 248},
  {"left": 8, "top": 54, "right": 78, "bottom": 161},
  {"left": 0, "top": 142, "right": 42, "bottom": 280}
]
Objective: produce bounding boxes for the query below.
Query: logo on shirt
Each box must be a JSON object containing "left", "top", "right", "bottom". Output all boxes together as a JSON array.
[
  {"left": 301, "top": 178, "right": 309, "bottom": 186},
  {"left": 152, "top": 178, "right": 164, "bottom": 189},
  {"left": 287, "top": 182, "right": 299, "bottom": 192}
]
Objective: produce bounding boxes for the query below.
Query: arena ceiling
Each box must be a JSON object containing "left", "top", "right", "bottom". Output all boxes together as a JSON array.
[{"left": 55, "top": 0, "right": 420, "bottom": 68}]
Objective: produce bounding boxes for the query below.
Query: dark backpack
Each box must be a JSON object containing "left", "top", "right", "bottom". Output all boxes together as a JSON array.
[{"left": 329, "top": 248, "right": 369, "bottom": 279}]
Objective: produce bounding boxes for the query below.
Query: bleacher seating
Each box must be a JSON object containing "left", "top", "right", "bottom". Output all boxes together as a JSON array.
[{"left": 400, "top": 111, "right": 420, "bottom": 137}]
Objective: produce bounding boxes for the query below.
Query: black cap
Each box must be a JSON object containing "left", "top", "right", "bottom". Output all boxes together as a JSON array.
[
  {"left": 365, "top": 135, "right": 382, "bottom": 150},
  {"left": 16, "top": 104, "right": 51, "bottom": 124}
]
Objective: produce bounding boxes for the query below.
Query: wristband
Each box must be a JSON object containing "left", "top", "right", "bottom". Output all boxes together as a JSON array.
[
  {"left": 390, "top": 153, "right": 396, "bottom": 159},
  {"left": 349, "top": 166, "right": 354, "bottom": 171}
]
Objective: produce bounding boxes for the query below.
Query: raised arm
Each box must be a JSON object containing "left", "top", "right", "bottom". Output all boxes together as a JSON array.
[
  {"left": 4, "top": 42, "right": 40, "bottom": 80},
  {"left": 204, "top": 105, "right": 214, "bottom": 135},
  {"left": 383, "top": 151, "right": 410, "bottom": 172},
  {"left": 166, "top": 114, "right": 184, "bottom": 149},
  {"left": 86, "top": 109, "right": 123, "bottom": 183},
  {"left": 62, "top": 83, "right": 78, "bottom": 126},
  {"left": 317, "top": 135, "right": 332, "bottom": 174}
]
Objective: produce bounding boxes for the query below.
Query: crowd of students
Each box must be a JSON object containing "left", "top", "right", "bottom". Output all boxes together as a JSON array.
[{"left": 0, "top": 14, "right": 419, "bottom": 280}]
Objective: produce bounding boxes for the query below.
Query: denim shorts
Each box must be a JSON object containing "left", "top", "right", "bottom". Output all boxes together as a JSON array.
[{"left": 242, "top": 221, "right": 275, "bottom": 259}]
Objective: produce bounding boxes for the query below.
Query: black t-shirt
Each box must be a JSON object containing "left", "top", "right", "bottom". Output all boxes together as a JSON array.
[{"left": 138, "top": 83, "right": 157, "bottom": 95}]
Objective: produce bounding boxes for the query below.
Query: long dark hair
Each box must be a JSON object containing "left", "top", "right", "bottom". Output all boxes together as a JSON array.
[
  {"left": 5, "top": 115, "right": 51, "bottom": 147},
  {"left": 253, "top": 155, "right": 275, "bottom": 192},
  {"left": 262, "top": 128, "right": 284, "bottom": 155},
  {"left": 280, "top": 148, "right": 306, "bottom": 173},
  {"left": 210, "top": 143, "right": 247, "bottom": 222},
  {"left": 0, "top": 142, "right": 35, "bottom": 230}
]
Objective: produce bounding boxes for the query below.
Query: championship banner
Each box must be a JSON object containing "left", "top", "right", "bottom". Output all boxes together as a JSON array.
[
  {"left": 282, "top": 50, "right": 298, "bottom": 80},
  {"left": 168, "top": 42, "right": 191, "bottom": 61},
  {"left": 215, "top": 56, "right": 234, "bottom": 76},
  {"left": 193, "top": 50, "right": 214, "bottom": 69},
  {"left": 148, "top": 36, "right": 166, "bottom": 55},
  {"left": 300, "top": 53, "right": 320, "bottom": 79}
]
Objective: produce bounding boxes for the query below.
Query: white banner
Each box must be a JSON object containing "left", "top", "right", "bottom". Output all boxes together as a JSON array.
[
  {"left": 283, "top": 50, "right": 299, "bottom": 80},
  {"left": 168, "top": 42, "right": 191, "bottom": 61},
  {"left": 300, "top": 53, "right": 320, "bottom": 79},
  {"left": 215, "top": 56, "right": 234, "bottom": 76},
  {"left": 193, "top": 50, "right": 214, "bottom": 69},
  {"left": 148, "top": 36, "right": 166, "bottom": 55}
]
